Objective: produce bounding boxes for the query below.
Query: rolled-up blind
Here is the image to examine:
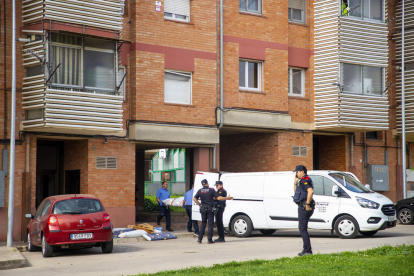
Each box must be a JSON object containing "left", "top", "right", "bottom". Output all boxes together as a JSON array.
[
  {"left": 165, "top": 0, "right": 190, "bottom": 17},
  {"left": 289, "top": 0, "right": 305, "bottom": 10}
]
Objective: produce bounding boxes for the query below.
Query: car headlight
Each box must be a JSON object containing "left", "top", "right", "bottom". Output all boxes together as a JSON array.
[{"left": 356, "top": 197, "right": 380, "bottom": 209}]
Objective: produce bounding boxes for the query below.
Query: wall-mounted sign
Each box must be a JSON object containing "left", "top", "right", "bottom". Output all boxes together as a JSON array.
[{"left": 155, "top": 1, "right": 161, "bottom": 12}]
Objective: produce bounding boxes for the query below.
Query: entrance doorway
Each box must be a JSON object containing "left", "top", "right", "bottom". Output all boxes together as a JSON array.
[
  {"left": 36, "top": 141, "right": 64, "bottom": 208},
  {"left": 65, "top": 170, "right": 80, "bottom": 194}
]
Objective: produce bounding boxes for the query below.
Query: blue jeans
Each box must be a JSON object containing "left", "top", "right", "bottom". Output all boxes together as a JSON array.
[{"left": 185, "top": 205, "right": 199, "bottom": 235}]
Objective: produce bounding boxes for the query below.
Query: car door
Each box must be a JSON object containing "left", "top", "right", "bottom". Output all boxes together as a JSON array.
[
  {"left": 308, "top": 175, "right": 341, "bottom": 230},
  {"left": 30, "top": 199, "right": 48, "bottom": 245}
]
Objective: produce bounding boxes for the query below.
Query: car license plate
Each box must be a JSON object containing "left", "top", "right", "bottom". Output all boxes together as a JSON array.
[
  {"left": 388, "top": 216, "right": 396, "bottom": 222},
  {"left": 70, "top": 233, "right": 93, "bottom": 240}
]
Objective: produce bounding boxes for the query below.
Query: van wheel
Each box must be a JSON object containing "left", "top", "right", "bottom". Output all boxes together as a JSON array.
[
  {"left": 334, "top": 215, "right": 359, "bottom": 239},
  {"left": 231, "top": 215, "right": 253, "bottom": 237},
  {"left": 42, "top": 234, "right": 54, "bottom": 257},
  {"left": 359, "top": 230, "right": 378, "bottom": 237},
  {"left": 259, "top": 229, "right": 276, "bottom": 235},
  {"left": 28, "top": 233, "right": 37, "bottom": 252}
]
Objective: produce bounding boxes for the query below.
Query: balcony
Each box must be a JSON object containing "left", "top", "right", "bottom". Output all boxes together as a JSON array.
[
  {"left": 22, "top": 0, "right": 124, "bottom": 32},
  {"left": 314, "top": 0, "right": 389, "bottom": 132},
  {"left": 395, "top": 1, "right": 414, "bottom": 141}
]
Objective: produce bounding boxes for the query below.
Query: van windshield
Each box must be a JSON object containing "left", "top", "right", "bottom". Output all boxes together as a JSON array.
[{"left": 329, "top": 173, "right": 371, "bottom": 193}]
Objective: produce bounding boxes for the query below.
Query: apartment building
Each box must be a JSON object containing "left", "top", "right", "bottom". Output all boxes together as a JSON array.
[{"left": 0, "top": 0, "right": 410, "bottom": 241}]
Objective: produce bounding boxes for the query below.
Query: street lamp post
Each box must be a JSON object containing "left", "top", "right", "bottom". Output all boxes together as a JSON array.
[{"left": 401, "top": 0, "right": 407, "bottom": 199}]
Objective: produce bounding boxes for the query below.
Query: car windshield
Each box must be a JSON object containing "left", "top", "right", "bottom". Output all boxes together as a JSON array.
[
  {"left": 52, "top": 198, "right": 104, "bottom": 215},
  {"left": 329, "top": 172, "right": 371, "bottom": 193}
]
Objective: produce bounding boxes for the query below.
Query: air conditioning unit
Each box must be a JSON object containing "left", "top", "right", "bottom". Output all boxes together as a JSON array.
[{"left": 367, "top": 165, "right": 389, "bottom": 191}]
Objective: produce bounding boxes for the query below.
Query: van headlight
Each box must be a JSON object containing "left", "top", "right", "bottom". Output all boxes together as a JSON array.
[{"left": 356, "top": 197, "right": 380, "bottom": 209}]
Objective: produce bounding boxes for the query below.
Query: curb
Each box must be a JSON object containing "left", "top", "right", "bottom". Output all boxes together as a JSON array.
[{"left": 0, "top": 247, "right": 27, "bottom": 270}]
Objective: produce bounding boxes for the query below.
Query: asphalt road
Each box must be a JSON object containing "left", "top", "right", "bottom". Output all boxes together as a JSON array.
[{"left": 4, "top": 225, "right": 414, "bottom": 276}]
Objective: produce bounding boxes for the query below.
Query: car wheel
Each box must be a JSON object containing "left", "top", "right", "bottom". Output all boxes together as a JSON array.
[
  {"left": 398, "top": 208, "right": 414, "bottom": 225},
  {"left": 259, "top": 229, "right": 277, "bottom": 235},
  {"left": 334, "top": 215, "right": 359, "bottom": 239},
  {"left": 102, "top": 239, "right": 113, "bottom": 254},
  {"left": 28, "top": 233, "right": 37, "bottom": 252},
  {"left": 231, "top": 215, "right": 253, "bottom": 237},
  {"left": 359, "top": 230, "right": 378, "bottom": 237},
  {"left": 42, "top": 234, "right": 54, "bottom": 257}
]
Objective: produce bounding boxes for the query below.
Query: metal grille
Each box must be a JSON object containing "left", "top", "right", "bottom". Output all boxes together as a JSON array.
[
  {"left": 96, "top": 156, "right": 117, "bottom": 169},
  {"left": 292, "top": 146, "right": 307, "bottom": 157},
  {"left": 381, "top": 204, "right": 396, "bottom": 216}
]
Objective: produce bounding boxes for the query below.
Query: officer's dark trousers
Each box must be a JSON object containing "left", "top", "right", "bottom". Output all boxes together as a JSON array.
[
  {"left": 215, "top": 207, "right": 225, "bottom": 240},
  {"left": 298, "top": 207, "right": 314, "bottom": 253},
  {"left": 199, "top": 208, "right": 214, "bottom": 241},
  {"left": 185, "top": 205, "right": 199, "bottom": 234},
  {"left": 157, "top": 206, "right": 171, "bottom": 228}
]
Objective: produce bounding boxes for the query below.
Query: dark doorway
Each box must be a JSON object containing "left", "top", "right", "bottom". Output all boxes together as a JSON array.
[
  {"left": 36, "top": 141, "right": 64, "bottom": 208},
  {"left": 65, "top": 170, "right": 80, "bottom": 194},
  {"left": 313, "top": 136, "right": 319, "bottom": 170}
]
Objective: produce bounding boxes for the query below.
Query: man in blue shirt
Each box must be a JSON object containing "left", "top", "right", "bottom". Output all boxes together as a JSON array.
[
  {"left": 156, "top": 181, "right": 174, "bottom": 231},
  {"left": 183, "top": 185, "right": 199, "bottom": 236}
]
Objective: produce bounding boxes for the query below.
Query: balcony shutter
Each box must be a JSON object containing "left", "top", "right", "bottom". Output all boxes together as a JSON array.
[
  {"left": 165, "top": 0, "right": 190, "bottom": 17},
  {"left": 288, "top": 0, "right": 304, "bottom": 10}
]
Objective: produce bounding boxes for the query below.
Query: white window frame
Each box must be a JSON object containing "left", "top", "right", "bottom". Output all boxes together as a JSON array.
[
  {"left": 340, "top": 0, "right": 384, "bottom": 22},
  {"left": 340, "top": 63, "right": 385, "bottom": 96},
  {"left": 288, "top": 0, "right": 306, "bottom": 23},
  {"left": 288, "top": 67, "right": 305, "bottom": 97},
  {"left": 239, "top": 59, "right": 262, "bottom": 92},
  {"left": 164, "top": 0, "right": 190, "bottom": 22},
  {"left": 239, "top": 0, "right": 262, "bottom": 15},
  {"left": 84, "top": 46, "right": 116, "bottom": 92},
  {"left": 164, "top": 70, "right": 192, "bottom": 105}
]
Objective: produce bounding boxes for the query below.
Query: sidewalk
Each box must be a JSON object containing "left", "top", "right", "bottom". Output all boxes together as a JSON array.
[{"left": 0, "top": 246, "right": 27, "bottom": 270}]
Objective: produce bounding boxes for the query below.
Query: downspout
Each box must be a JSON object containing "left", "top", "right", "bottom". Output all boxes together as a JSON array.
[
  {"left": 350, "top": 134, "right": 354, "bottom": 167},
  {"left": 4, "top": 0, "right": 7, "bottom": 139},
  {"left": 213, "top": 0, "right": 224, "bottom": 170}
]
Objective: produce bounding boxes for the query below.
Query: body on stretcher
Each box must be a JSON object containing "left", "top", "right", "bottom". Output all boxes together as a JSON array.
[{"left": 162, "top": 197, "right": 184, "bottom": 207}]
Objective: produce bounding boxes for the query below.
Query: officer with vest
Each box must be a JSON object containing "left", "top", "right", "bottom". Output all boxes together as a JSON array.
[
  {"left": 213, "top": 180, "right": 229, "bottom": 242},
  {"left": 293, "top": 165, "right": 315, "bottom": 256},
  {"left": 193, "top": 179, "right": 232, "bottom": 244}
]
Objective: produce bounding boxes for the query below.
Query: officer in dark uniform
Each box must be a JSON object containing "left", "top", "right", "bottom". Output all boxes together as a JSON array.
[
  {"left": 193, "top": 179, "right": 232, "bottom": 244},
  {"left": 213, "top": 180, "right": 228, "bottom": 242},
  {"left": 293, "top": 165, "right": 315, "bottom": 256}
]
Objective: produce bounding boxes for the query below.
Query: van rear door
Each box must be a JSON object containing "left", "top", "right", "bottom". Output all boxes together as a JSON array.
[{"left": 192, "top": 172, "right": 219, "bottom": 221}]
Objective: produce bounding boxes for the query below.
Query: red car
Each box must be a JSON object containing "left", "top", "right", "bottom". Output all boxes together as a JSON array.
[{"left": 26, "top": 194, "right": 113, "bottom": 257}]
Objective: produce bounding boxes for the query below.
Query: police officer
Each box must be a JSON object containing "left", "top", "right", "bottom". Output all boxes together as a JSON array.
[
  {"left": 213, "top": 180, "right": 228, "bottom": 242},
  {"left": 293, "top": 165, "right": 315, "bottom": 256},
  {"left": 193, "top": 179, "right": 231, "bottom": 244}
]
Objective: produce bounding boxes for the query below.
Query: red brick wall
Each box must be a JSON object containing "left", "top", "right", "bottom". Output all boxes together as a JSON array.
[
  {"left": 316, "top": 135, "right": 347, "bottom": 172},
  {"left": 64, "top": 140, "right": 88, "bottom": 194}
]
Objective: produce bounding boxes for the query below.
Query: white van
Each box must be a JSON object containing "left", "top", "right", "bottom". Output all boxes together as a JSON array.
[{"left": 192, "top": 170, "right": 397, "bottom": 239}]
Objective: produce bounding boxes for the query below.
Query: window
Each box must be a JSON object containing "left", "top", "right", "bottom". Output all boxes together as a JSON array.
[
  {"left": 288, "top": 67, "right": 305, "bottom": 96},
  {"left": 366, "top": 131, "right": 378, "bottom": 139},
  {"left": 239, "top": 0, "right": 262, "bottom": 14},
  {"left": 309, "top": 175, "right": 338, "bottom": 196},
  {"left": 49, "top": 33, "right": 117, "bottom": 93},
  {"left": 164, "top": 0, "right": 190, "bottom": 22},
  {"left": 26, "top": 109, "right": 43, "bottom": 120},
  {"left": 292, "top": 146, "right": 307, "bottom": 157},
  {"left": 342, "top": 0, "right": 383, "bottom": 21},
  {"left": 164, "top": 71, "right": 192, "bottom": 105},
  {"left": 41, "top": 200, "right": 52, "bottom": 217},
  {"left": 117, "top": 66, "right": 126, "bottom": 100},
  {"left": 288, "top": 0, "right": 305, "bottom": 23},
  {"left": 341, "top": 63, "right": 384, "bottom": 95},
  {"left": 239, "top": 60, "right": 262, "bottom": 91},
  {"left": 26, "top": 65, "right": 43, "bottom": 77}
]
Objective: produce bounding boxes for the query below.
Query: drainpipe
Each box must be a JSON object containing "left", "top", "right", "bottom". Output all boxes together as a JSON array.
[
  {"left": 350, "top": 135, "right": 354, "bottom": 167},
  {"left": 401, "top": 0, "right": 407, "bottom": 199},
  {"left": 213, "top": 0, "right": 224, "bottom": 170}
]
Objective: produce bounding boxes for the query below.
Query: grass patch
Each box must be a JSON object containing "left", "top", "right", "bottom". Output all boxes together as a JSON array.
[
  {"left": 144, "top": 195, "right": 185, "bottom": 212},
  {"left": 134, "top": 244, "right": 414, "bottom": 276}
]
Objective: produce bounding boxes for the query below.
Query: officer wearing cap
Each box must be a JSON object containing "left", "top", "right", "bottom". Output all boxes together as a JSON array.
[
  {"left": 193, "top": 179, "right": 232, "bottom": 244},
  {"left": 293, "top": 165, "right": 315, "bottom": 257},
  {"left": 213, "top": 180, "right": 230, "bottom": 242}
]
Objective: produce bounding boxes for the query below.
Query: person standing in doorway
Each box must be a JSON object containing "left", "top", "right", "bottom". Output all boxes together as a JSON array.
[
  {"left": 156, "top": 181, "right": 174, "bottom": 232},
  {"left": 293, "top": 165, "right": 315, "bottom": 256},
  {"left": 183, "top": 184, "right": 199, "bottom": 237}
]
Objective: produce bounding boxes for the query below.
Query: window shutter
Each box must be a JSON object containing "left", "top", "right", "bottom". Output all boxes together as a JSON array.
[
  {"left": 292, "top": 146, "right": 300, "bottom": 156},
  {"left": 299, "top": 147, "right": 308, "bottom": 157},
  {"left": 165, "top": 0, "right": 190, "bottom": 17},
  {"left": 96, "top": 157, "right": 106, "bottom": 169},
  {"left": 107, "top": 157, "right": 117, "bottom": 169},
  {"left": 288, "top": 0, "right": 304, "bottom": 10}
]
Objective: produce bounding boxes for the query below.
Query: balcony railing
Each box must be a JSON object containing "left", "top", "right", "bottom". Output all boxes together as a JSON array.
[
  {"left": 22, "top": 0, "right": 125, "bottom": 31},
  {"left": 314, "top": 0, "right": 389, "bottom": 131}
]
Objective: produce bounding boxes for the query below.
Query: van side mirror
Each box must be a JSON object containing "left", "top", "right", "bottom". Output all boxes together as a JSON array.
[
  {"left": 332, "top": 186, "right": 339, "bottom": 197},
  {"left": 25, "top": 214, "right": 33, "bottom": 219},
  {"left": 365, "top": 184, "right": 370, "bottom": 190}
]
